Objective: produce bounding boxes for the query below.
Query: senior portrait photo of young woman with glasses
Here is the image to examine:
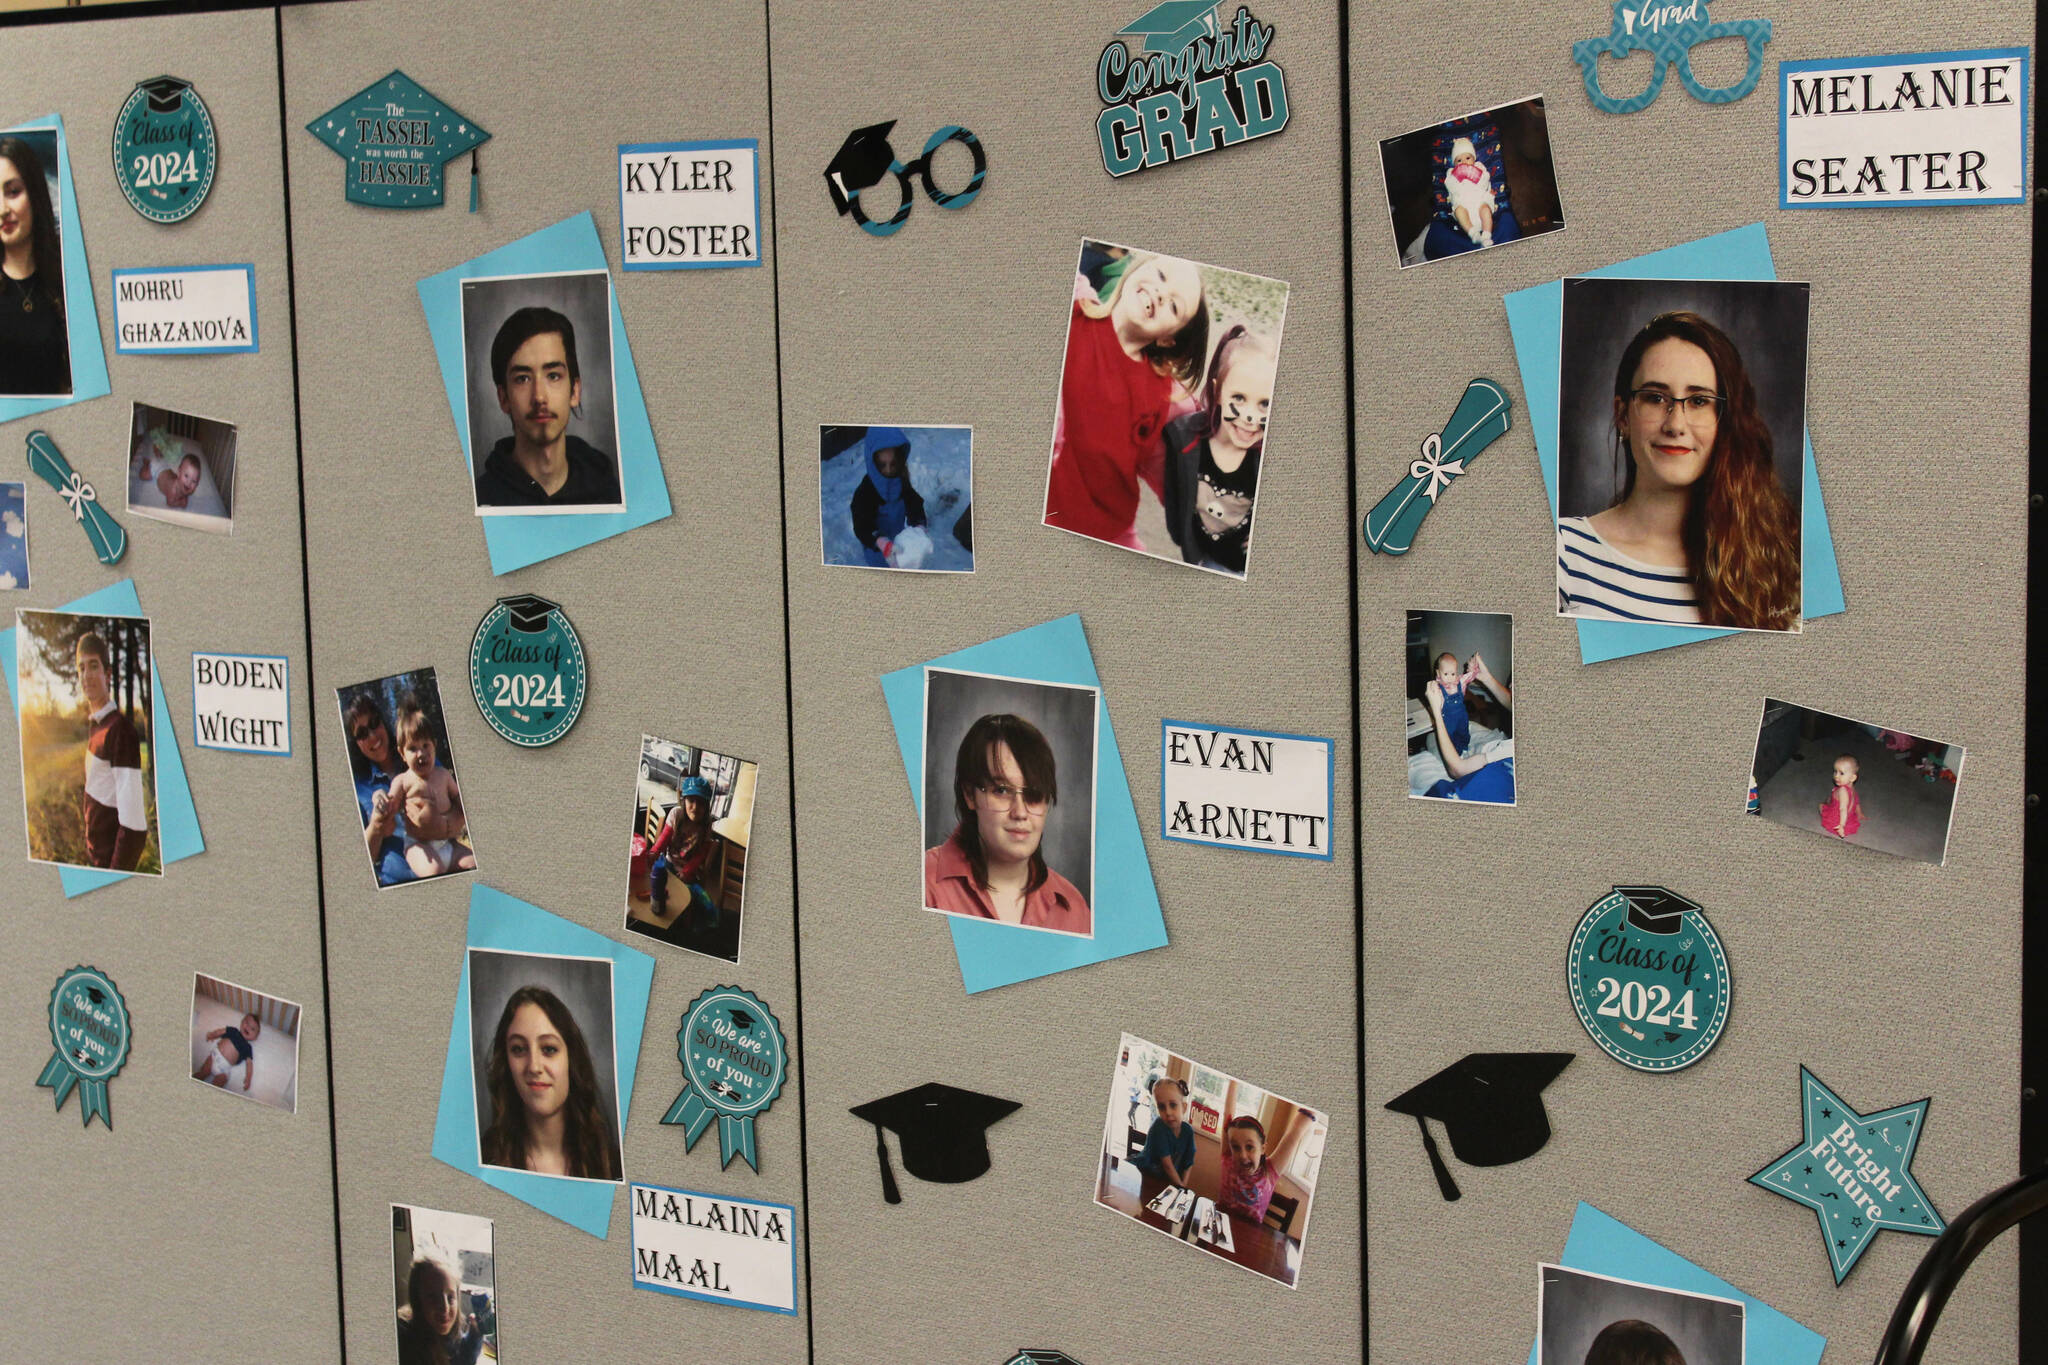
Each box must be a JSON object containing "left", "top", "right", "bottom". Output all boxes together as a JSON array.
[
  {"left": 1554, "top": 277, "right": 1810, "bottom": 632},
  {"left": 921, "top": 667, "right": 1099, "bottom": 938}
]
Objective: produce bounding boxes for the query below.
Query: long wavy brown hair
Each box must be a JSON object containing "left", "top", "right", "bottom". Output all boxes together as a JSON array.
[
  {"left": 479, "top": 984, "right": 620, "bottom": 1180},
  {"left": 0, "top": 136, "right": 64, "bottom": 314},
  {"left": 1611, "top": 311, "right": 1800, "bottom": 630}
]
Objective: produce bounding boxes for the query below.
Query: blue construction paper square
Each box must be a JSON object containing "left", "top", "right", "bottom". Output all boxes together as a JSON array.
[
  {"left": 417, "top": 212, "right": 670, "bottom": 575},
  {"left": 2, "top": 578, "right": 204, "bottom": 895},
  {"left": 881, "top": 614, "right": 1169, "bottom": 993},
  {"left": 432, "top": 884, "right": 655, "bottom": 1238},
  {"left": 1503, "top": 223, "right": 1845, "bottom": 663},
  {"left": 1526, "top": 1203, "right": 1825, "bottom": 1365},
  {"left": 1, "top": 115, "right": 111, "bottom": 426}
]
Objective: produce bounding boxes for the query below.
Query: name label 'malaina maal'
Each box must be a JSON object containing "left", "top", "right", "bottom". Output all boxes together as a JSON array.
[{"left": 629, "top": 1182, "right": 798, "bottom": 1315}]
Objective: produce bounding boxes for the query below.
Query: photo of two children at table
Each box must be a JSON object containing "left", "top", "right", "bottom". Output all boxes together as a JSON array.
[{"left": 1095, "top": 1033, "right": 1327, "bottom": 1289}]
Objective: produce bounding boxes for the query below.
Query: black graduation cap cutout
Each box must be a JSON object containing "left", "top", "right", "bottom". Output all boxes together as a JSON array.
[
  {"left": 497, "top": 594, "right": 559, "bottom": 634},
  {"left": 850, "top": 1082, "right": 1021, "bottom": 1204},
  {"left": 1003, "top": 1352, "right": 1086, "bottom": 1365},
  {"left": 824, "top": 120, "right": 899, "bottom": 215},
  {"left": 1615, "top": 884, "right": 1699, "bottom": 934},
  {"left": 728, "top": 1007, "right": 755, "bottom": 1031},
  {"left": 139, "top": 76, "right": 192, "bottom": 115},
  {"left": 1384, "top": 1052, "right": 1573, "bottom": 1201}
]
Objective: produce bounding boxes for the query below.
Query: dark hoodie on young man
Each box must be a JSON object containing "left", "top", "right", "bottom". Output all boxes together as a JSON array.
[
  {"left": 849, "top": 426, "right": 926, "bottom": 567},
  {"left": 474, "top": 434, "right": 622, "bottom": 510}
]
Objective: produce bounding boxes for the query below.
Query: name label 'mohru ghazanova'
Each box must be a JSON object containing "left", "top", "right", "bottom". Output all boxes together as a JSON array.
[
  {"left": 111, "top": 264, "right": 257, "bottom": 354},
  {"left": 1781, "top": 48, "right": 2029, "bottom": 207}
]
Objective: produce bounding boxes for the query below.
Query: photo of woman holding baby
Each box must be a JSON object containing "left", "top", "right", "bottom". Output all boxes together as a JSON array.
[
  {"left": 0, "top": 131, "right": 73, "bottom": 399},
  {"left": 1555, "top": 278, "right": 1809, "bottom": 632},
  {"left": 336, "top": 668, "right": 477, "bottom": 889},
  {"left": 469, "top": 952, "right": 624, "bottom": 1183}
]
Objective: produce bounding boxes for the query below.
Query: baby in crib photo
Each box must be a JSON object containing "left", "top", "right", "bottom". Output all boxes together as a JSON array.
[
  {"left": 136, "top": 444, "right": 201, "bottom": 509},
  {"left": 126, "top": 401, "right": 237, "bottom": 533},
  {"left": 1445, "top": 136, "right": 1497, "bottom": 246}
]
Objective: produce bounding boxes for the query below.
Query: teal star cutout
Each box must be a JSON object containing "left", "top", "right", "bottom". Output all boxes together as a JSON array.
[{"left": 1748, "top": 1067, "right": 1944, "bottom": 1283}]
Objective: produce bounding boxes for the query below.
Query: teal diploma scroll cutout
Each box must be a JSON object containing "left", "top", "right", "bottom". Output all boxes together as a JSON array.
[
  {"left": 1567, "top": 885, "right": 1730, "bottom": 1072},
  {"left": 112, "top": 77, "right": 217, "bottom": 224},
  {"left": 26, "top": 430, "right": 125, "bottom": 565},
  {"left": 1572, "top": 1, "right": 1772, "bottom": 115},
  {"left": 1748, "top": 1067, "right": 1944, "bottom": 1283},
  {"left": 305, "top": 71, "right": 489, "bottom": 210},
  {"left": 36, "top": 966, "right": 131, "bottom": 1129},
  {"left": 663, "top": 987, "right": 787, "bottom": 1172},
  {"left": 469, "top": 594, "right": 586, "bottom": 747},
  {"left": 1363, "top": 378, "right": 1512, "bottom": 555}
]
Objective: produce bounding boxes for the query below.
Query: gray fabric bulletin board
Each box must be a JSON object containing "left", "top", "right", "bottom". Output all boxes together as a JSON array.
[{"left": 0, "top": 1, "right": 2029, "bottom": 1362}]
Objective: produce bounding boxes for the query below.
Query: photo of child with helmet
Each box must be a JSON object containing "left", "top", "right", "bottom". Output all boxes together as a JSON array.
[{"left": 623, "top": 733, "right": 759, "bottom": 963}]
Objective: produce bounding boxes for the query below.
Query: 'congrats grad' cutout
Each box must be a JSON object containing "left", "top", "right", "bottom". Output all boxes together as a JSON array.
[{"left": 1097, "top": 3, "right": 1289, "bottom": 176}]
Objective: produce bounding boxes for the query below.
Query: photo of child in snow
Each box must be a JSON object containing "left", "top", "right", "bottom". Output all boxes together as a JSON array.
[
  {"left": 1378, "top": 97, "right": 1565, "bottom": 267},
  {"left": 819, "top": 424, "right": 973, "bottom": 572},
  {"left": 1747, "top": 699, "right": 1964, "bottom": 866}
]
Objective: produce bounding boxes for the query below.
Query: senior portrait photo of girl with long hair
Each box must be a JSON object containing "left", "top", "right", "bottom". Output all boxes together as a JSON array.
[
  {"left": 467, "top": 949, "right": 624, "bottom": 1184},
  {"left": 0, "top": 128, "right": 72, "bottom": 400},
  {"left": 1555, "top": 277, "right": 1809, "bottom": 632}
]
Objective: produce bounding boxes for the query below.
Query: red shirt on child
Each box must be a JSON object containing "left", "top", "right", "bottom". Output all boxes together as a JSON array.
[{"left": 1044, "top": 302, "right": 1174, "bottom": 545}]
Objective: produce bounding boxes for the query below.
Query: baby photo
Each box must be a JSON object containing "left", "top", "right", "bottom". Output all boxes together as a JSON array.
[
  {"left": 391, "top": 1203, "right": 498, "bottom": 1365},
  {"left": 1379, "top": 96, "right": 1566, "bottom": 267},
  {"left": 623, "top": 733, "right": 758, "bottom": 963},
  {"left": 1042, "top": 238, "right": 1289, "bottom": 579},
  {"left": 1747, "top": 699, "right": 1964, "bottom": 866},
  {"left": 188, "top": 973, "right": 302, "bottom": 1113},
  {"left": 126, "top": 402, "right": 236, "bottom": 534},
  {"left": 1539, "top": 1264, "right": 1744, "bottom": 1365},
  {"left": 0, "top": 125, "right": 75, "bottom": 400},
  {"left": 1556, "top": 276, "right": 1811, "bottom": 633},
  {"left": 819, "top": 423, "right": 973, "bottom": 572},
  {"left": 14, "top": 608, "right": 160, "bottom": 874},
  {"left": 335, "top": 667, "right": 477, "bottom": 890},
  {"left": 1095, "top": 1032, "right": 1330, "bottom": 1289},
  {"left": 1407, "top": 609, "right": 1515, "bottom": 805},
  {"left": 0, "top": 481, "right": 26, "bottom": 589},
  {"left": 467, "top": 946, "right": 625, "bottom": 1184},
  {"left": 459, "top": 268, "right": 623, "bottom": 516},
  {"left": 922, "top": 667, "right": 1098, "bottom": 938}
]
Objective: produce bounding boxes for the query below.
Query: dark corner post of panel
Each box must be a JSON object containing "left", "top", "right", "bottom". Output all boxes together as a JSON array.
[
  {"left": 271, "top": 7, "right": 352, "bottom": 1363},
  {"left": 1335, "top": 1, "right": 1367, "bottom": 1359},
  {"left": 2023, "top": 24, "right": 2044, "bottom": 1355},
  {"left": 757, "top": 1, "right": 818, "bottom": 1356}
]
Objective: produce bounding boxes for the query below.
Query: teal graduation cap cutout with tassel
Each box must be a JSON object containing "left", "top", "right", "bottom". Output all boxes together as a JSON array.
[
  {"left": 306, "top": 70, "right": 489, "bottom": 210},
  {"left": 1363, "top": 378, "right": 1511, "bottom": 556},
  {"left": 26, "top": 431, "right": 124, "bottom": 566}
]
